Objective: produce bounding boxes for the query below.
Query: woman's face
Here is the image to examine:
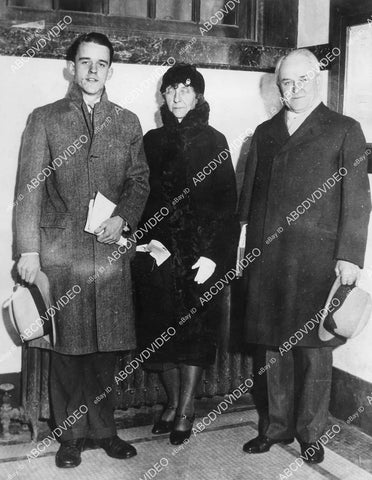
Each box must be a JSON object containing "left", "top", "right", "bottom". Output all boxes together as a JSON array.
[{"left": 164, "top": 84, "right": 197, "bottom": 121}]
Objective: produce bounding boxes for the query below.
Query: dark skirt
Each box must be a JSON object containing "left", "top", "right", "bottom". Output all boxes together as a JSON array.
[{"left": 132, "top": 253, "right": 224, "bottom": 369}]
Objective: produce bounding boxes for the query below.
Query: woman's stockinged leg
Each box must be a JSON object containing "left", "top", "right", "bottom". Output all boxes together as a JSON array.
[
  {"left": 175, "top": 364, "right": 203, "bottom": 431},
  {"left": 152, "top": 366, "right": 180, "bottom": 435},
  {"left": 159, "top": 367, "right": 180, "bottom": 421}
]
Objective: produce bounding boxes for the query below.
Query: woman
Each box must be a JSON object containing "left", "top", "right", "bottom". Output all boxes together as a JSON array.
[{"left": 133, "top": 64, "right": 238, "bottom": 445}]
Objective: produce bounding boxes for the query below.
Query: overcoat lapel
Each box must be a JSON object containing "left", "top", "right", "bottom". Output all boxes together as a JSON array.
[
  {"left": 92, "top": 96, "right": 112, "bottom": 131},
  {"left": 266, "top": 108, "right": 290, "bottom": 149},
  {"left": 238, "top": 109, "right": 288, "bottom": 223},
  {"left": 276, "top": 102, "right": 328, "bottom": 154},
  {"left": 66, "top": 83, "right": 112, "bottom": 138}
]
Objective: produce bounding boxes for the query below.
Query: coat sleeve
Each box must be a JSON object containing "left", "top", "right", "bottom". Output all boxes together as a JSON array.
[
  {"left": 113, "top": 115, "right": 150, "bottom": 230},
  {"left": 335, "top": 122, "right": 371, "bottom": 268},
  {"left": 197, "top": 135, "right": 239, "bottom": 266},
  {"left": 138, "top": 130, "right": 169, "bottom": 246},
  {"left": 15, "top": 109, "right": 50, "bottom": 256},
  {"left": 237, "top": 129, "right": 259, "bottom": 224}
]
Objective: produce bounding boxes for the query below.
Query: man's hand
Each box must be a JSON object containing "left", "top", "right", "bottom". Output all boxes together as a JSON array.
[
  {"left": 95, "top": 216, "right": 124, "bottom": 244},
  {"left": 17, "top": 254, "right": 40, "bottom": 284},
  {"left": 335, "top": 260, "right": 360, "bottom": 285},
  {"left": 192, "top": 257, "right": 216, "bottom": 284}
]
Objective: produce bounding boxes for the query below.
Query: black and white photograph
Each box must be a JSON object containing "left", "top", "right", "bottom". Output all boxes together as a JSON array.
[{"left": 0, "top": 1, "right": 372, "bottom": 479}]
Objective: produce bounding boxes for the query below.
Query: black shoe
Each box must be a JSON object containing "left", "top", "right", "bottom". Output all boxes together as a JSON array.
[
  {"left": 152, "top": 419, "right": 174, "bottom": 435},
  {"left": 97, "top": 435, "right": 137, "bottom": 459},
  {"left": 55, "top": 438, "right": 85, "bottom": 468},
  {"left": 170, "top": 414, "right": 195, "bottom": 445},
  {"left": 300, "top": 442, "right": 324, "bottom": 463},
  {"left": 152, "top": 406, "right": 177, "bottom": 435},
  {"left": 243, "top": 435, "right": 294, "bottom": 454}
]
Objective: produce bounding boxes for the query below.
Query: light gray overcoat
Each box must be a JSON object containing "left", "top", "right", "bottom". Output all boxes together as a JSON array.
[{"left": 15, "top": 83, "right": 149, "bottom": 354}]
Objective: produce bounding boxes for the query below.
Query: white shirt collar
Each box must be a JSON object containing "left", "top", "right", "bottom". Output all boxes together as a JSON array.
[
  {"left": 285, "top": 100, "right": 322, "bottom": 135},
  {"left": 286, "top": 100, "right": 321, "bottom": 121},
  {"left": 85, "top": 97, "right": 101, "bottom": 111}
]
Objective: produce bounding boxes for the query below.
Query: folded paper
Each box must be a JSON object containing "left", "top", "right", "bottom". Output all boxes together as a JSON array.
[
  {"left": 136, "top": 240, "right": 171, "bottom": 266},
  {"left": 85, "top": 191, "right": 128, "bottom": 247}
]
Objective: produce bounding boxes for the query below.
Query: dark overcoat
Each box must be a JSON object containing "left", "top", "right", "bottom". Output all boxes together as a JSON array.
[
  {"left": 238, "top": 103, "right": 371, "bottom": 348},
  {"left": 15, "top": 83, "right": 149, "bottom": 355},
  {"left": 133, "top": 101, "right": 238, "bottom": 365}
]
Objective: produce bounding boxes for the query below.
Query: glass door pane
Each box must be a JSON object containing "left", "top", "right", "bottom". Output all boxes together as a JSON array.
[
  {"left": 59, "top": 0, "right": 103, "bottom": 13},
  {"left": 156, "top": 0, "right": 192, "bottom": 21},
  {"left": 344, "top": 23, "right": 372, "bottom": 142},
  {"left": 109, "top": 0, "right": 148, "bottom": 17},
  {"left": 8, "top": 0, "right": 52, "bottom": 8},
  {"left": 200, "top": 0, "right": 238, "bottom": 25}
]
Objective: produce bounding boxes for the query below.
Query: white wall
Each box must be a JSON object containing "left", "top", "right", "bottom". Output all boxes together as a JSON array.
[{"left": 297, "top": 0, "right": 330, "bottom": 47}]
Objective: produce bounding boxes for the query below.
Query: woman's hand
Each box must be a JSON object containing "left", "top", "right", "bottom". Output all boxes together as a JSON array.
[{"left": 192, "top": 257, "right": 216, "bottom": 284}]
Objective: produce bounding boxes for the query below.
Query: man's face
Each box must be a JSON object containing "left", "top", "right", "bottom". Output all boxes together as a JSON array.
[
  {"left": 278, "top": 56, "right": 320, "bottom": 113},
  {"left": 68, "top": 41, "right": 112, "bottom": 99},
  {"left": 164, "top": 84, "right": 197, "bottom": 121}
]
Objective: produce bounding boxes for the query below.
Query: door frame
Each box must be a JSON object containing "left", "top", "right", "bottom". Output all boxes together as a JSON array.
[{"left": 329, "top": 0, "right": 372, "bottom": 170}]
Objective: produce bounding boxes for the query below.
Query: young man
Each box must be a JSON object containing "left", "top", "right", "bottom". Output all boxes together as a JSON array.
[
  {"left": 239, "top": 49, "right": 370, "bottom": 463},
  {"left": 15, "top": 32, "right": 149, "bottom": 468}
]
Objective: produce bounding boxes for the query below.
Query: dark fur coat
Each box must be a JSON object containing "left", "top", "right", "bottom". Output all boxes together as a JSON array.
[{"left": 133, "top": 100, "right": 238, "bottom": 366}]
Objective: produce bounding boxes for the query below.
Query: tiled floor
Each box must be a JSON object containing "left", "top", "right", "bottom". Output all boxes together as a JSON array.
[{"left": 0, "top": 410, "right": 371, "bottom": 480}]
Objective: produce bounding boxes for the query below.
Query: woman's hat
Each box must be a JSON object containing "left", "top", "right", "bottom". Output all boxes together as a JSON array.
[
  {"left": 318, "top": 276, "right": 372, "bottom": 342},
  {"left": 160, "top": 63, "right": 205, "bottom": 94},
  {"left": 3, "top": 271, "right": 56, "bottom": 344}
]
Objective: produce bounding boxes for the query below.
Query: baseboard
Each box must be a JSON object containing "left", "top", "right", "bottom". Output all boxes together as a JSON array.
[
  {"left": 0, "top": 371, "right": 21, "bottom": 407},
  {"left": 330, "top": 367, "right": 372, "bottom": 437},
  {"left": 4, "top": 367, "right": 370, "bottom": 438}
]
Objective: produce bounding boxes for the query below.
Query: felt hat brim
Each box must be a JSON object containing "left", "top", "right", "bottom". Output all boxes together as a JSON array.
[
  {"left": 319, "top": 276, "right": 372, "bottom": 342},
  {"left": 4, "top": 270, "right": 56, "bottom": 345}
]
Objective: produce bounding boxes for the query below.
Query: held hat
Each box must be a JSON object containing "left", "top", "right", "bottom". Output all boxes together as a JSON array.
[
  {"left": 3, "top": 270, "right": 56, "bottom": 345},
  {"left": 160, "top": 63, "right": 205, "bottom": 94},
  {"left": 318, "top": 276, "right": 372, "bottom": 342}
]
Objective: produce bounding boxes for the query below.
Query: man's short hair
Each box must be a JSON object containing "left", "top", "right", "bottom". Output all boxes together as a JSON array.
[
  {"left": 275, "top": 48, "right": 320, "bottom": 85},
  {"left": 66, "top": 32, "right": 114, "bottom": 65}
]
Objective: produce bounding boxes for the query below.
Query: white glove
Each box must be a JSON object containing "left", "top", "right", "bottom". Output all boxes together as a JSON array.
[{"left": 191, "top": 256, "right": 216, "bottom": 284}]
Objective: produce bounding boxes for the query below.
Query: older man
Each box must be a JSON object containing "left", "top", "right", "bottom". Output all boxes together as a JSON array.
[
  {"left": 239, "top": 49, "right": 370, "bottom": 463},
  {"left": 15, "top": 33, "right": 149, "bottom": 467}
]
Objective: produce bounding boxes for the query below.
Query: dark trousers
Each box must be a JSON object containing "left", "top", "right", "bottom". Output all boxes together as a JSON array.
[
  {"left": 50, "top": 351, "right": 117, "bottom": 441},
  {"left": 264, "top": 346, "right": 332, "bottom": 443}
]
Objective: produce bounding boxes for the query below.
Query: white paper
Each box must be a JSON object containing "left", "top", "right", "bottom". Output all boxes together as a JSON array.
[
  {"left": 136, "top": 239, "right": 171, "bottom": 266},
  {"left": 238, "top": 224, "right": 247, "bottom": 248},
  {"left": 236, "top": 223, "right": 247, "bottom": 278}
]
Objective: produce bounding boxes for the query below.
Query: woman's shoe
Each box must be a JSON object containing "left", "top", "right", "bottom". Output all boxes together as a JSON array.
[
  {"left": 169, "top": 414, "right": 195, "bottom": 445},
  {"left": 152, "top": 406, "right": 176, "bottom": 435}
]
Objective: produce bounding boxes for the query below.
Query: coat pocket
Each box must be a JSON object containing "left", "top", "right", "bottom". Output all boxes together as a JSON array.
[{"left": 40, "top": 212, "right": 72, "bottom": 267}]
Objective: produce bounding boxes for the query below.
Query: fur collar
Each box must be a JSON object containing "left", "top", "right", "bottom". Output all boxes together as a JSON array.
[{"left": 160, "top": 100, "right": 210, "bottom": 140}]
